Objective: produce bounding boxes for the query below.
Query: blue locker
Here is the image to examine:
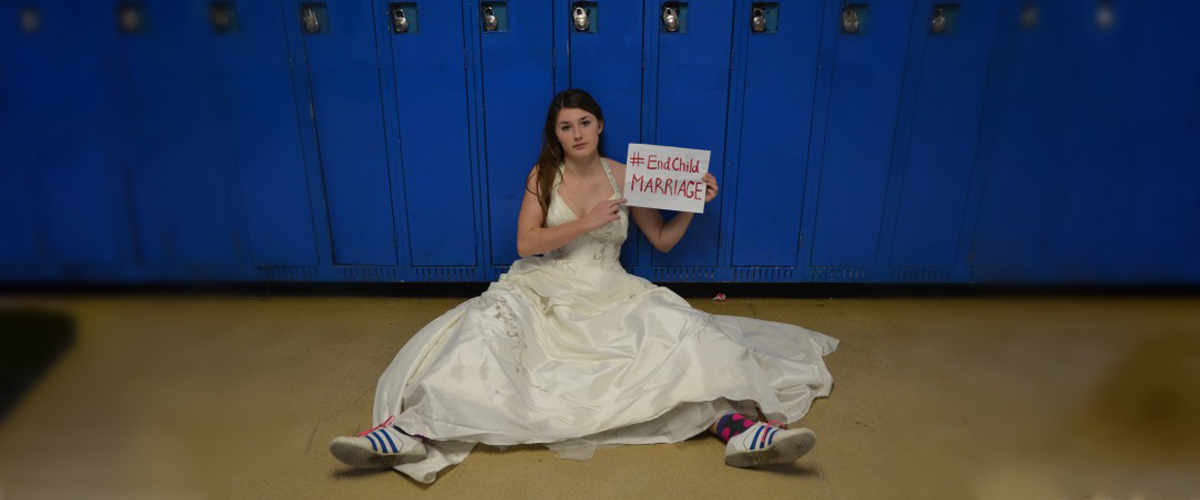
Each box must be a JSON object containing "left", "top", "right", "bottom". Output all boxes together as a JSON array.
[
  {"left": 384, "top": 0, "right": 478, "bottom": 268},
  {"left": 730, "top": 0, "right": 824, "bottom": 267},
  {"left": 1124, "top": 0, "right": 1200, "bottom": 283},
  {"left": 213, "top": 0, "right": 320, "bottom": 267},
  {"left": 887, "top": 0, "right": 1000, "bottom": 269},
  {"left": 969, "top": 0, "right": 1075, "bottom": 280},
  {"left": 30, "top": 1, "right": 128, "bottom": 272},
  {"left": 1052, "top": 0, "right": 1146, "bottom": 282},
  {"left": 566, "top": 0, "right": 643, "bottom": 267},
  {"left": 296, "top": 0, "right": 398, "bottom": 266},
  {"left": 650, "top": 0, "right": 734, "bottom": 268},
  {"left": 116, "top": 0, "right": 240, "bottom": 269},
  {"left": 0, "top": 2, "right": 41, "bottom": 277},
  {"left": 480, "top": 0, "right": 555, "bottom": 266},
  {"left": 810, "top": 2, "right": 916, "bottom": 268}
]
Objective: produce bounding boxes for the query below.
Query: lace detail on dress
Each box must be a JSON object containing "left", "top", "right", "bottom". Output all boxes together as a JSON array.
[{"left": 467, "top": 285, "right": 548, "bottom": 393}]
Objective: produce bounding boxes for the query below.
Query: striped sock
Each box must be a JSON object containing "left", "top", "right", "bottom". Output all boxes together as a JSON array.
[{"left": 710, "top": 412, "right": 757, "bottom": 443}]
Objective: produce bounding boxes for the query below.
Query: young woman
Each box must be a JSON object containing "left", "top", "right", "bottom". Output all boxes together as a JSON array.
[{"left": 329, "top": 89, "right": 838, "bottom": 483}]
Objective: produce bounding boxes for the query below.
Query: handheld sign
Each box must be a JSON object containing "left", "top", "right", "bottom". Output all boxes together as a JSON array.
[{"left": 624, "top": 143, "right": 710, "bottom": 213}]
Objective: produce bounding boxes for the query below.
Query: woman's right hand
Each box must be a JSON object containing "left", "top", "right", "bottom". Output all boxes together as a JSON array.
[{"left": 581, "top": 198, "right": 626, "bottom": 231}]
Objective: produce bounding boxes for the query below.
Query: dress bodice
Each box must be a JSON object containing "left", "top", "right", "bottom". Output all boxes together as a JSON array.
[{"left": 544, "top": 158, "right": 627, "bottom": 263}]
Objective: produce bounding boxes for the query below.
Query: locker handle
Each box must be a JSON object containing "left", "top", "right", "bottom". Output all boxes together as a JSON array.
[
  {"left": 482, "top": 6, "right": 499, "bottom": 31},
  {"left": 573, "top": 6, "right": 590, "bottom": 32},
  {"left": 302, "top": 7, "right": 320, "bottom": 33},
  {"left": 751, "top": 7, "right": 766, "bottom": 33},
  {"left": 662, "top": 6, "right": 679, "bottom": 32}
]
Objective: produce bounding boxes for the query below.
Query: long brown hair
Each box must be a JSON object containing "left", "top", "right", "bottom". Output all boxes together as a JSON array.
[{"left": 528, "top": 89, "right": 605, "bottom": 216}]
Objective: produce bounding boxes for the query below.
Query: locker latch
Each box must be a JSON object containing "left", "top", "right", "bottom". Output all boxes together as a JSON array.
[
  {"left": 210, "top": 2, "right": 239, "bottom": 33},
  {"left": 662, "top": 5, "right": 681, "bottom": 32},
  {"left": 392, "top": 6, "right": 409, "bottom": 33},
  {"left": 300, "top": 3, "right": 328, "bottom": 34},
  {"left": 20, "top": 5, "right": 39, "bottom": 34},
  {"left": 574, "top": 6, "right": 590, "bottom": 31},
  {"left": 117, "top": 2, "right": 145, "bottom": 34}
]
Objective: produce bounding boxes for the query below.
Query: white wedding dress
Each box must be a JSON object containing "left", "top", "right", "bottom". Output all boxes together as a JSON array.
[{"left": 373, "top": 159, "right": 838, "bottom": 483}]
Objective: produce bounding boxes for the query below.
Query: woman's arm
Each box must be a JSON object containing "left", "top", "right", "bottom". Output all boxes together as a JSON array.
[
  {"left": 515, "top": 166, "right": 626, "bottom": 257},
  {"left": 628, "top": 172, "right": 719, "bottom": 253}
]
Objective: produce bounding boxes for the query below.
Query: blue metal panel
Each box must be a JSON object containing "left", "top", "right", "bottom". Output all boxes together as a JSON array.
[
  {"left": 0, "top": 2, "right": 41, "bottom": 275},
  {"left": 297, "top": 0, "right": 398, "bottom": 266},
  {"left": 810, "top": 2, "right": 915, "bottom": 268},
  {"left": 730, "top": 0, "right": 824, "bottom": 267},
  {"left": 33, "top": 1, "right": 127, "bottom": 270},
  {"left": 1052, "top": 0, "right": 1145, "bottom": 282},
  {"left": 650, "top": 0, "right": 733, "bottom": 267},
  {"left": 568, "top": 0, "right": 642, "bottom": 267},
  {"left": 116, "top": 0, "right": 239, "bottom": 268},
  {"left": 969, "top": 0, "right": 1075, "bottom": 279},
  {"left": 480, "top": 0, "right": 554, "bottom": 266},
  {"left": 213, "top": 0, "right": 319, "bottom": 267},
  {"left": 888, "top": 0, "right": 1000, "bottom": 268},
  {"left": 1124, "top": 0, "right": 1200, "bottom": 283},
  {"left": 386, "top": 0, "right": 478, "bottom": 267}
]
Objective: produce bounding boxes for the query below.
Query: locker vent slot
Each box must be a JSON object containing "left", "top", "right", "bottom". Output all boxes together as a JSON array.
[
  {"left": 733, "top": 267, "right": 794, "bottom": 282},
  {"left": 809, "top": 267, "right": 871, "bottom": 282},
  {"left": 654, "top": 267, "right": 716, "bottom": 282}
]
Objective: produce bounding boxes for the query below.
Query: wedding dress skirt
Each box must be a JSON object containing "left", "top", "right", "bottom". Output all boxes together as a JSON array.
[{"left": 370, "top": 161, "right": 838, "bottom": 483}]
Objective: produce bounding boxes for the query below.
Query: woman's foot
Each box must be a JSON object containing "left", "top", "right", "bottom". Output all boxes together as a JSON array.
[
  {"left": 723, "top": 421, "right": 817, "bottom": 467},
  {"left": 329, "top": 422, "right": 426, "bottom": 468}
]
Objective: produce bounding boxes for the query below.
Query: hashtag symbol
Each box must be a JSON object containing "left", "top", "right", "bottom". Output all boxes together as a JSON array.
[{"left": 629, "top": 152, "right": 644, "bottom": 167}]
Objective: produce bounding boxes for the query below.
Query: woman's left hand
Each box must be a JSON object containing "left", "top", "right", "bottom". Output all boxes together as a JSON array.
[{"left": 702, "top": 173, "right": 719, "bottom": 203}]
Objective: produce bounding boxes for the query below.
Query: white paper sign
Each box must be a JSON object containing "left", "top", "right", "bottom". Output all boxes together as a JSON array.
[{"left": 623, "top": 143, "right": 711, "bottom": 213}]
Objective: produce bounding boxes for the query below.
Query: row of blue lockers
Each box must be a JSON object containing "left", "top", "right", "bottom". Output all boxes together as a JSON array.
[{"left": 1, "top": 0, "right": 1198, "bottom": 284}]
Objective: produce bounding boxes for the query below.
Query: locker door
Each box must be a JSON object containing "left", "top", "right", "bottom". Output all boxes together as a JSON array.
[
  {"left": 650, "top": 0, "right": 734, "bottom": 267},
  {"left": 480, "top": 0, "right": 554, "bottom": 266},
  {"left": 730, "top": 0, "right": 824, "bottom": 267},
  {"left": 970, "top": 1, "right": 1076, "bottom": 279},
  {"left": 296, "top": 1, "right": 398, "bottom": 266},
  {"left": 33, "top": 1, "right": 127, "bottom": 271},
  {"left": 810, "top": 2, "right": 916, "bottom": 268},
  {"left": 0, "top": 2, "right": 41, "bottom": 277},
  {"left": 213, "top": 0, "right": 320, "bottom": 267},
  {"left": 1125, "top": 0, "right": 1200, "bottom": 283},
  {"left": 1052, "top": 0, "right": 1146, "bottom": 281},
  {"left": 887, "top": 0, "right": 1001, "bottom": 269},
  {"left": 566, "top": 0, "right": 643, "bottom": 267},
  {"left": 117, "top": 0, "right": 239, "bottom": 269},
  {"left": 386, "top": 1, "right": 478, "bottom": 267}
]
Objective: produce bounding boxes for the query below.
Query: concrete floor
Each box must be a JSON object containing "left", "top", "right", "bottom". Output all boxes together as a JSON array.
[{"left": 0, "top": 293, "right": 1197, "bottom": 499}]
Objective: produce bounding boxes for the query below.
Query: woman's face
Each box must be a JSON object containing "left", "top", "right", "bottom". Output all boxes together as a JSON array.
[{"left": 555, "top": 107, "right": 603, "bottom": 161}]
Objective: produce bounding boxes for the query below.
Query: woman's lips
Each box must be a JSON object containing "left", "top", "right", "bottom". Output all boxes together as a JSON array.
[{"left": 572, "top": 143, "right": 587, "bottom": 149}]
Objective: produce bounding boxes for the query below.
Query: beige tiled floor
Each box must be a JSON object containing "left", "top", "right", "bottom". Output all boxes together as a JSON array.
[{"left": 0, "top": 294, "right": 1197, "bottom": 499}]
